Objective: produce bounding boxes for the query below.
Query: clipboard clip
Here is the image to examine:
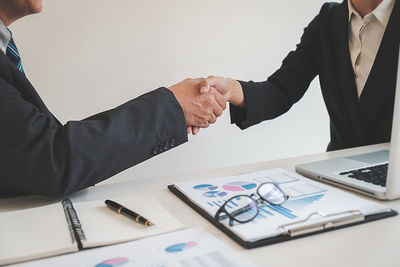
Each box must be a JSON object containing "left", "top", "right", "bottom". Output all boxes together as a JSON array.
[{"left": 278, "top": 210, "right": 365, "bottom": 237}]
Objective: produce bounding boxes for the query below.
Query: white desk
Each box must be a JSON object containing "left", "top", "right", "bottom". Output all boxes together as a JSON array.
[{"left": 1, "top": 143, "right": 399, "bottom": 267}]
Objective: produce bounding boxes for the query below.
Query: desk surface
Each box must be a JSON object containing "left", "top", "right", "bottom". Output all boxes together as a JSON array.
[{"left": 1, "top": 143, "right": 399, "bottom": 267}]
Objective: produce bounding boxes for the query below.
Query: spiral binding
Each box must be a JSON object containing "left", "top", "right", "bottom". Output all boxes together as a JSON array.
[{"left": 62, "top": 199, "right": 87, "bottom": 249}]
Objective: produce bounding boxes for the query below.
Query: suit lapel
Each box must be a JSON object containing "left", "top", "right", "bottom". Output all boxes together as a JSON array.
[
  {"left": 0, "top": 51, "right": 13, "bottom": 81},
  {"left": 331, "top": 0, "right": 366, "bottom": 143},
  {"left": 359, "top": 0, "right": 400, "bottom": 125}
]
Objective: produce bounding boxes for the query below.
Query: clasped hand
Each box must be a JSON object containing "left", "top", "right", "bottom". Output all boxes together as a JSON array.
[{"left": 169, "top": 76, "right": 244, "bottom": 135}]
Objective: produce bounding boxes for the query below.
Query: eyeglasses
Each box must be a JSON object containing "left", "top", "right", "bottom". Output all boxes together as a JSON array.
[{"left": 214, "top": 182, "right": 288, "bottom": 226}]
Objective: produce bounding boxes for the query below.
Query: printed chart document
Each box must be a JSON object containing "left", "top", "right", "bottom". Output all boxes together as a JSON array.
[
  {"left": 169, "top": 168, "right": 393, "bottom": 244},
  {"left": 0, "top": 194, "right": 184, "bottom": 265},
  {"left": 16, "top": 228, "right": 258, "bottom": 267}
]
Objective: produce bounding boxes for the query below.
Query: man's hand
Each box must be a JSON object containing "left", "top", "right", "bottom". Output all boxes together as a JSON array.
[
  {"left": 185, "top": 76, "right": 244, "bottom": 135},
  {"left": 168, "top": 78, "right": 226, "bottom": 130},
  {"left": 200, "top": 76, "right": 245, "bottom": 108},
  {"left": 185, "top": 86, "right": 224, "bottom": 135}
]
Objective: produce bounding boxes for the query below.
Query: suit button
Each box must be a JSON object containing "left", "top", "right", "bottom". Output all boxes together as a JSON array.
[
  {"left": 152, "top": 146, "right": 159, "bottom": 155},
  {"left": 169, "top": 138, "right": 175, "bottom": 148},
  {"left": 163, "top": 142, "right": 169, "bottom": 151}
]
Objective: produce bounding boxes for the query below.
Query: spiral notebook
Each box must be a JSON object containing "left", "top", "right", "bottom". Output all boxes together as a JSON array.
[
  {"left": 0, "top": 194, "right": 184, "bottom": 265},
  {"left": 168, "top": 168, "right": 397, "bottom": 248}
]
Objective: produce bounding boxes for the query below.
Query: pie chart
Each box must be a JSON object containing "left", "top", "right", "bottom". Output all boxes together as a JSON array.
[
  {"left": 193, "top": 184, "right": 218, "bottom": 191},
  {"left": 95, "top": 258, "right": 129, "bottom": 267},
  {"left": 222, "top": 181, "right": 257, "bottom": 191},
  {"left": 165, "top": 241, "right": 198, "bottom": 253}
]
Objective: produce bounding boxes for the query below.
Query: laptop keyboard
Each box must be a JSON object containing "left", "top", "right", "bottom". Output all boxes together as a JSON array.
[{"left": 339, "top": 163, "right": 388, "bottom": 187}]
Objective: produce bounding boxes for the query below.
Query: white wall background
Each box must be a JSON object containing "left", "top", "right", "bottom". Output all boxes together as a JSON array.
[{"left": 11, "top": 0, "right": 332, "bottom": 184}]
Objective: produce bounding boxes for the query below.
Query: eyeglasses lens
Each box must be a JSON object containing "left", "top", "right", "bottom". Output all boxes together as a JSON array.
[
  {"left": 225, "top": 196, "right": 258, "bottom": 222},
  {"left": 258, "top": 183, "right": 286, "bottom": 205}
]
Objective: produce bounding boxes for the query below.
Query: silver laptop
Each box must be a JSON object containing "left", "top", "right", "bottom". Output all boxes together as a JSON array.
[{"left": 296, "top": 47, "right": 400, "bottom": 200}]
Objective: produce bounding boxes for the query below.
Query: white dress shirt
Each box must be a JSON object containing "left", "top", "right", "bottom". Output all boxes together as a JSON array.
[
  {"left": 0, "top": 19, "right": 11, "bottom": 55},
  {"left": 348, "top": 0, "right": 395, "bottom": 98}
]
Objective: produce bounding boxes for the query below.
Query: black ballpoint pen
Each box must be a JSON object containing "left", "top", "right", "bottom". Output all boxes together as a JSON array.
[{"left": 105, "top": 199, "right": 154, "bottom": 227}]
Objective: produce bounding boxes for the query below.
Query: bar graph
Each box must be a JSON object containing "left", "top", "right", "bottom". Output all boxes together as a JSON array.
[
  {"left": 209, "top": 193, "right": 325, "bottom": 222},
  {"left": 250, "top": 193, "right": 326, "bottom": 222},
  {"left": 207, "top": 199, "right": 237, "bottom": 209}
]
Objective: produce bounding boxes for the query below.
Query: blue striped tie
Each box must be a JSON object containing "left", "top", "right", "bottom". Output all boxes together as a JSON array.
[{"left": 6, "top": 38, "right": 24, "bottom": 73}]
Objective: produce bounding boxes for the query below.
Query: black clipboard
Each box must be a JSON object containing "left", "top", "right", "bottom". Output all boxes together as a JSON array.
[{"left": 168, "top": 184, "right": 398, "bottom": 249}]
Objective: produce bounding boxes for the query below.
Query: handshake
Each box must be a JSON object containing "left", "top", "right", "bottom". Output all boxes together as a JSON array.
[{"left": 168, "top": 76, "right": 245, "bottom": 135}]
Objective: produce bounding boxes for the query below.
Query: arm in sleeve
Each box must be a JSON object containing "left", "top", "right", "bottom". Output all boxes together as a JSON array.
[
  {"left": 230, "top": 11, "right": 321, "bottom": 129},
  {"left": 0, "top": 79, "right": 187, "bottom": 197}
]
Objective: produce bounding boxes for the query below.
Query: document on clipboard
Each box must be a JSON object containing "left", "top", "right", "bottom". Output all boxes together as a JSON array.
[{"left": 168, "top": 168, "right": 397, "bottom": 248}]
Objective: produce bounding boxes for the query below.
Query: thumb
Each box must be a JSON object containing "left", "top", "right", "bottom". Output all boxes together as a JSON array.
[
  {"left": 201, "top": 75, "right": 221, "bottom": 94},
  {"left": 199, "top": 79, "right": 211, "bottom": 94}
]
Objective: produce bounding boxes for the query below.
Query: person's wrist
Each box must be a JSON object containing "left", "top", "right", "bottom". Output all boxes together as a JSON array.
[
  {"left": 167, "top": 85, "right": 177, "bottom": 96},
  {"left": 167, "top": 85, "right": 183, "bottom": 105},
  {"left": 228, "top": 79, "right": 245, "bottom": 107}
]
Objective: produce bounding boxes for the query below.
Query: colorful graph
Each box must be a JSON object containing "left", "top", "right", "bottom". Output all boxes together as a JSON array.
[
  {"left": 250, "top": 193, "right": 326, "bottom": 222},
  {"left": 193, "top": 184, "right": 218, "bottom": 191},
  {"left": 207, "top": 197, "right": 298, "bottom": 220},
  {"left": 165, "top": 241, "right": 198, "bottom": 253},
  {"left": 207, "top": 199, "right": 238, "bottom": 209},
  {"left": 264, "top": 203, "right": 297, "bottom": 219},
  {"left": 222, "top": 181, "right": 257, "bottom": 191},
  {"left": 193, "top": 184, "right": 227, "bottom": 198},
  {"left": 95, "top": 258, "right": 129, "bottom": 267},
  {"left": 202, "top": 191, "right": 227, "bottom": 197}
]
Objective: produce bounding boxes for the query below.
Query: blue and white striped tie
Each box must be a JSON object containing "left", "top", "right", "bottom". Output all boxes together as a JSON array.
[{"left": 6, "top": 38, "right": 24, "bottom": 73}]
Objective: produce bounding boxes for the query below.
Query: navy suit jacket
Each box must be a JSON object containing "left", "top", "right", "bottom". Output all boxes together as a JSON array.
[
  {"left": 0, "top": 51, "right": 187, "bottom": 197},
  {"left": 231, "top": 0, "right": 400, "bottom": 151}
]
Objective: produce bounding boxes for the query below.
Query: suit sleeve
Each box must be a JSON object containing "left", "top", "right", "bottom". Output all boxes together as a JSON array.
[
  {"left": 230, "top": 11, "right": 321, "bottom": 129},
  {"left": 0, "top": 79, "right": 188, "bottom": 197}
]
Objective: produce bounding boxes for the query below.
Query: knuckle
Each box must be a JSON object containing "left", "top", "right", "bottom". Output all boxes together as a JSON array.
[{"left": 207, "top": 95, "right": 216, "bottom": 105}]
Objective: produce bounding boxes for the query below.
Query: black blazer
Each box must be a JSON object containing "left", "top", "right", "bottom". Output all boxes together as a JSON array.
[
  {"left": 0, "top": 51, "right": 187, "bottom": 197},
  {"left": 230, "top": 0, "right": 400, "bottom": 151}
]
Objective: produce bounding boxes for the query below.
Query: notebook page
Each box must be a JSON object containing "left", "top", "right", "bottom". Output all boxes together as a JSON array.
[
  {"left": 74, "top": 193, "right": 185, "bottom": 248},
  {"left": 0, "top": 203, "right": 78, "bottom": 265},
  {"left": 17, "top": 228, "right": 258, "bottom": 267}
]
